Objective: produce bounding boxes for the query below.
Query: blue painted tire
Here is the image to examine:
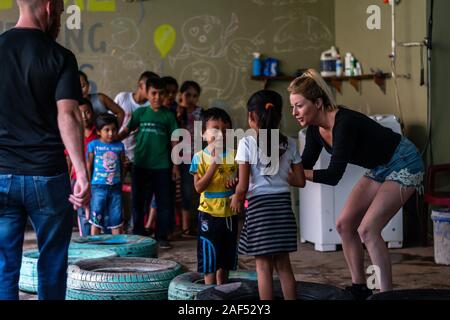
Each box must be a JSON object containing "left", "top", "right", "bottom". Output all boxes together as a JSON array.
[
  {"left": 66, "top": 257, "right": 183, "bottom": 300},
  {"left": 70, "top": 235, "right": 157, "bottom": 258},
  {"left": 19, "top": 248, "right": 117, "bottom": 294},
  {"left": 168, "top": 271, "right": 258, "bottom": 300}
]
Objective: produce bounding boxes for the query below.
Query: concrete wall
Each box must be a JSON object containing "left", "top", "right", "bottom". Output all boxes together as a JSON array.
[
  {"left": 0, "top": 0, "right": 335, "bottom": 136},
  {"left": 430, "top": 0, "right": 450, "bottom": 166},
  {"left": 335, "top": 0, "right": 428, "bottom": 151}
]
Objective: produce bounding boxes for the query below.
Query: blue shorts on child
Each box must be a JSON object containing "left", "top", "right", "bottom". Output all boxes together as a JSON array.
[
  {"left": 197, "top": 212, "right": 238, "bottom": 273},
  {"left": 89, "top": 184, "right": 123, "bottom": 230}
]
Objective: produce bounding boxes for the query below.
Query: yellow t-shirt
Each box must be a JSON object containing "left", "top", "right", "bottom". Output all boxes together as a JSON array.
[{"left": 189, "top": 148, "right": 238, "bottom": 218}]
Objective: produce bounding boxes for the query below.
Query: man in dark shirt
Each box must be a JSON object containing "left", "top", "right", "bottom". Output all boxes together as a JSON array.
[{"left": 0, "top": 0, "right": 89, "bottom": 300}]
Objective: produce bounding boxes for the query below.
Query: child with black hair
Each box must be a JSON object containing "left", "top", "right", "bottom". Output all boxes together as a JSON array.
[
  {"left": 79, "top": 70, "right": 125, "bottom": 127},
  {"left": 231, "top": 90, "right": 306, "bottom": 300},
  {"left": 190, "top": 107, "right": 239, "bottom": 285},
  {"left": 177, "top": 80, "right": 204, "bottom": 237},
  {"left": 87, "top": 113, "right": 126, "bottom": 235},
  {"left": 65, "top": 98, "right": 99, "bottom": 236},
  {"left": 118, "top": 77, "right": 180, "bottom": 249}
]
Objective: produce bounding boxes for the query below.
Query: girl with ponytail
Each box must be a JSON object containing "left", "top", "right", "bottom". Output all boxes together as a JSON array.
[{"left": 231, "top": 90, "right": 305, "bottom": 300}]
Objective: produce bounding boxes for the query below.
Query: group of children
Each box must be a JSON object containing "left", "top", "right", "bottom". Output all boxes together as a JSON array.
[{"left": 67, "top": 70, "right": 307, "bottom": 300}]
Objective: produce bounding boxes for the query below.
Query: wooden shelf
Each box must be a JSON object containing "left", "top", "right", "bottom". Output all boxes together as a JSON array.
[{"left": 251, "top": 73, "right": 391, "bottom": 93}]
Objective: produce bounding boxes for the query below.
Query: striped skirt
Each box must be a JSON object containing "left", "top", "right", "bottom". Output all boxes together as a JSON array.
[{"left": 238, "top": 193, "right": 298, "bottom": 256}]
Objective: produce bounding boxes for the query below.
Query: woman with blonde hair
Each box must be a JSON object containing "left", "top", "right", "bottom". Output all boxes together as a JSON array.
[{"left": 289, "top": 69, "right": 424, "bottom": 299}]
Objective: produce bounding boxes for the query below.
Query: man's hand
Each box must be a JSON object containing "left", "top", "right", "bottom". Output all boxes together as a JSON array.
[{"left": 69, "top": 175, "right": 90, "bottom": 210}]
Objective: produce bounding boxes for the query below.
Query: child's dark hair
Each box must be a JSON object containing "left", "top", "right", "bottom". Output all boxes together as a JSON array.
[
  {"left": 79, "top": 98, "right": 93, "bottom": 112},
  {"left": 180, "top": 80, "right": 201, "bottom": 95},
  {"left": 247, "top": 90, "right": 287, "bottom": 157},
  {"left": 79, "top": 70, "right": 88, "bottom": 82},
  {"left": 162, "top": 76, "right": 179, "bottom": 89},
  {"left": 178, "top": 81, "right": 202, "bottom": 126},
  {"left": 201, "top": 107, "right": 232, "bottom": 132},
  {"left": 139, "top": 71, "right": 159, "bottom": 82},
  {"left": 95, "top": 113, "right": 119, "bottom": 131},
  {"left": 146, "top": 77, "right": 165, "bottom": 92}
]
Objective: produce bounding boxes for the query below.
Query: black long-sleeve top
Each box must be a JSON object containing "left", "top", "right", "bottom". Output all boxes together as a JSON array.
[{"left": 301, "top": 107, "right": 402, "bottom": 186}]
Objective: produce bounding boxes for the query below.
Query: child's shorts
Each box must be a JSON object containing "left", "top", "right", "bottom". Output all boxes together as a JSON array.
[
  {"left": 90, "top": 184, "right": 123, "bottom": 230},
  {"left": 364, "top": 137, "right": 425, "bottom": 190},
  {"left": 197, "top": 211, "right": 238, "bottom": 274}
]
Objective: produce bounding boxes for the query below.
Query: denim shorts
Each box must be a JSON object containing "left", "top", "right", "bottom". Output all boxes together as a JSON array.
[
  {"left": 89, "top": 184, "right": 123, "bottom": 230},
  {"left": 365, "top": 137, "right": 425, "bottom": 190}
]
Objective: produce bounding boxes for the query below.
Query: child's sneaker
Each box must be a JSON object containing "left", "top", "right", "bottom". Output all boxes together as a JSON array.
[{"left": 158, "top": 240, "right": 172, "bottom": 250}]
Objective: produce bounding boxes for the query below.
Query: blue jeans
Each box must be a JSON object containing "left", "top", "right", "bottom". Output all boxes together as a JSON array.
[
  {"left": 0, "top": 173, "right": 72, "bottom": 300},
  {"left": 89, "top": 184, "right": 123, "bottom": 231}
]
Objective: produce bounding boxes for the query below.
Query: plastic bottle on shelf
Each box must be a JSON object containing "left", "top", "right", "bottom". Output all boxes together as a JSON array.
[
  {"left": 345, "top": 53, "right": 353, "bottom": 76},
  {"left": 320, "top": 46, "right": 338, "bottom": 77},
  {"left": 336, "top": 56, "right": 343, "bottom": 77},
  {"left": 252, "top": 52, "right": 262, "bottom": 77},
  {"left": 355, "top": 62, "right": 363, "bottom": 76}
]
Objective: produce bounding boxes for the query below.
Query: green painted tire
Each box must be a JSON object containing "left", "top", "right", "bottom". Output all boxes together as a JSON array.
[
  {"left": 66, "top": 257, "right": 183, "bottom": 300},
  {"left": 168, "top": 271, "right": 258, "bottom": 300},
  {"left": 19, "top": 248, "right": 117, "bottom": 294},
  {"left": 196, "top": 280, "right": 354, "bottom": 300},
  {"left": 69, "top": 235, "right": 157, "bottom": 258}
]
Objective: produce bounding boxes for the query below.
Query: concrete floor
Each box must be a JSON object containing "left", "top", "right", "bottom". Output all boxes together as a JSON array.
[{"left": 18, "top": 228, "right": 450, "bottom": 300}]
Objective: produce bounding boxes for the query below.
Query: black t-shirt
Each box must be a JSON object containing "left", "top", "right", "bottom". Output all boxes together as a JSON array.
[
  {"left": 302, "top": 107, "right": 402, "bottom": 186},
  {"left": 0, "top": 28, "right": 82, "bottom": 175}
]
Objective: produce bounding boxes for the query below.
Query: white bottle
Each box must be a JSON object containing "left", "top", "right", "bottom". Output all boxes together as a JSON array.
[
  {"left": 345, "top": 53, "right": 353, "bottom": 76},
  {"left": 336, "top": 56, "right": 343, "bottom": 77},
  {"left": 356, "top": 62, "right": 362, "bottom": 76}
]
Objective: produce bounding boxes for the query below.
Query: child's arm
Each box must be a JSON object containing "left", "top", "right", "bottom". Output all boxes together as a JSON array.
[
  {"left": 99, "top": 93, "right": 125, "bottom": 128},
  {"left": 86, "top": 152, "right": 94, "bottom": 183},
  {"left": 117, "top": 127, "right": 130, "bottom": 141},
  {"left": 120, "top": 151, "right": 126, "bottom": 186},
  {"left": 288, "top": 163, "right": 306, "bottom": 188},
  {"left": 171, "top": 140, "right": 181, "bottom": 181},
  {"left": 230, "top": 163, "right": 250, "bottom": 213},
  {"left": 193, "top": 161, "right": 218, "bottom": 194}
]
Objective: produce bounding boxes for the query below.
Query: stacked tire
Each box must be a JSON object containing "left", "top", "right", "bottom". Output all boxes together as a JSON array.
[
  {"left": 168, "top": 271, "right": 258, "bottom": 300},
  {"left": 69, "top": 234, "right": 157, "bottom": 258},
  {"left": 66, "top": 257, "right": 183, "bottom": 300},
  {"left": 19, "top": 249, "right": 117, "bottom": 294},
  {"left": 196, "top": 280, "right": 355, "bottom": 300}
]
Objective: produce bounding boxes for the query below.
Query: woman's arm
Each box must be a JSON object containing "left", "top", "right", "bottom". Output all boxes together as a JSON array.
[{"left": 100, "top": 93, "right": 125, "bottom": 128}]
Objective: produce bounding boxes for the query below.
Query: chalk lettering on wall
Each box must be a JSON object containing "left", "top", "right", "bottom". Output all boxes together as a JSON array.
[
  {"left": 89, "top": 23, "right": 106, "bottom": 53},
  {"left": 273, "top": 8, "right": 332, "bottom": 53}
]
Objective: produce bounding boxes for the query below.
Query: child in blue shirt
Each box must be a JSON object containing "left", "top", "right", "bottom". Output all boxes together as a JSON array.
[{"left": 87, "top": 113, "right": 126, "bottom": 235}]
